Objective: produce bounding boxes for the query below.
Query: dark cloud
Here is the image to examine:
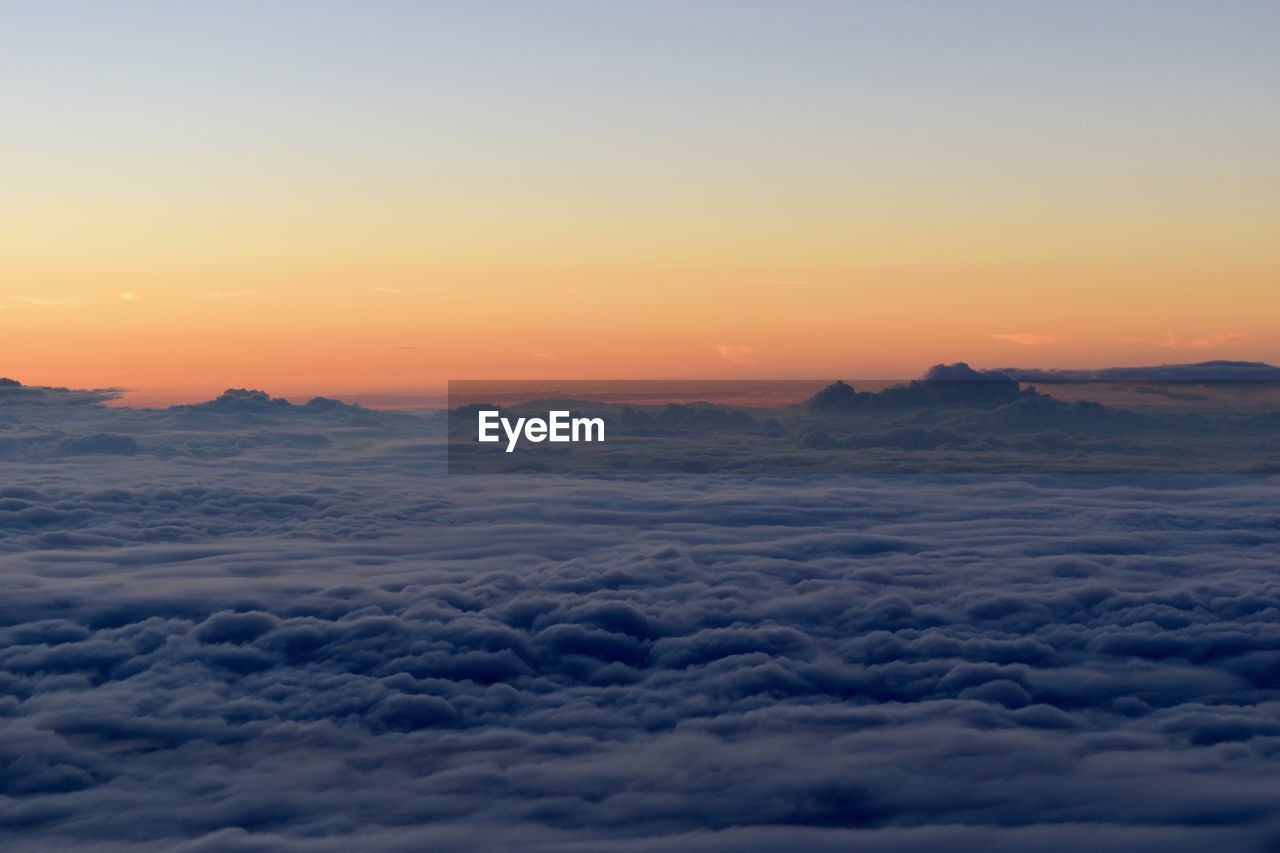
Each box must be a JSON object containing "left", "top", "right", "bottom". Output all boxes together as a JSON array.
[
  {"left": 0, "top": 381, "right": 121, "bottom": 407},
  {"left": 808, "top": 365, "right": 1023, "bottom": 413},
  {"left": 1002, "top": 360, "right": 1280, "bottom": 381},
  {"left": 57, "top": 434, "right": 139, "bottom": 455}
]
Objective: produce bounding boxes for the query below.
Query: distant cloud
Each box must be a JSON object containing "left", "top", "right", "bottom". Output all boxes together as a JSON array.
[
  {"left": 202, "top": 290, "right": 260, "bottom": 299},
  {"left": 533, "top": 352, "right": 558, "bottom": 362},
  {"left": 119, "top": 292, "right": 140, "bottom": 301},
  {"left": 1161, "top": 331, "right": 1248, "bottom": 349},
  {"left": 371, "top": 286, "right": 404, "bottom": 295},
  {"left": 990, "top": 333, "right": 1056, "bottom": 346},
  {"left": 19, "top": 296, "right": 91, "bottom": 307},
  {"left": 717, "top": 344, "right": 756, "bottom": 364}
]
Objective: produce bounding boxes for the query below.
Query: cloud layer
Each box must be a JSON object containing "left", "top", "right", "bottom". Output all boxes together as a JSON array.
[{"left": 1, "top": 389, "right": 1279, "bottom": 849}]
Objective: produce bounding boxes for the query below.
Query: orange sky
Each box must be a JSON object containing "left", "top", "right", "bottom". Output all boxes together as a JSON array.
[{"left": 3, "top": 3, "right": 1277, "bottom": 404}]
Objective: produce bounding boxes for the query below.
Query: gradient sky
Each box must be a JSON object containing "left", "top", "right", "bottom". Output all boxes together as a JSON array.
[{"left": 2, "top": 1, "right": 1278, "bottom": 402}]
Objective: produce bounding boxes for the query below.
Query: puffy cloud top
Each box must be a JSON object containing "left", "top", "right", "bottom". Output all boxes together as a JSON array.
[{"left": 1, "top": 383, "right": 1279, "bottom": 849}]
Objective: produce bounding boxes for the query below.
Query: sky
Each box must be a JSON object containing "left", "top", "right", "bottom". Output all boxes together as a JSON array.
[{"left": 2, "top": 1, "right": 1278, "bottom": 402}]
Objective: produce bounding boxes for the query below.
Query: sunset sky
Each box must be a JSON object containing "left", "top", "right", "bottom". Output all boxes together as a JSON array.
[{"left": 3, "top": 1, "right": 1278, "bottom": 403}]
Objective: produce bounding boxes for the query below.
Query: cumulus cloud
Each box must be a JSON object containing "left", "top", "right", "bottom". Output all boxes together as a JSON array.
[{"left": 1, "top": 389, "right": 1279, "bottom": 849}]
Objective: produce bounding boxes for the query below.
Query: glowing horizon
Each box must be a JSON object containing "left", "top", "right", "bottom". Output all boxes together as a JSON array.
[{"left": 3, "top": 1, "right": 1278, "bottom": 402}]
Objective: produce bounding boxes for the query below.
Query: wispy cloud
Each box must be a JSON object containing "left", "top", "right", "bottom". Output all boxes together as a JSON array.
[
  {"left": 1161, "top": 331, "right": 1247, "bottom": 349},
  {"left": 533, "top": 352, "right": 558, "bottom": 362},
  {"left": 990, "top": 333, "right": 1056, "bottom": 346},
  {"left": 371, "top": 286, "right": 404, "bottom": 295},
  {"left": 19, "top": 296, "right": 92, "bottom": 307},
  {"left": 717, "top": 344, "right": 756, "bottom": 364},
  {"left": 119, "top": 292, "right": 140, "bottom": 301}
]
